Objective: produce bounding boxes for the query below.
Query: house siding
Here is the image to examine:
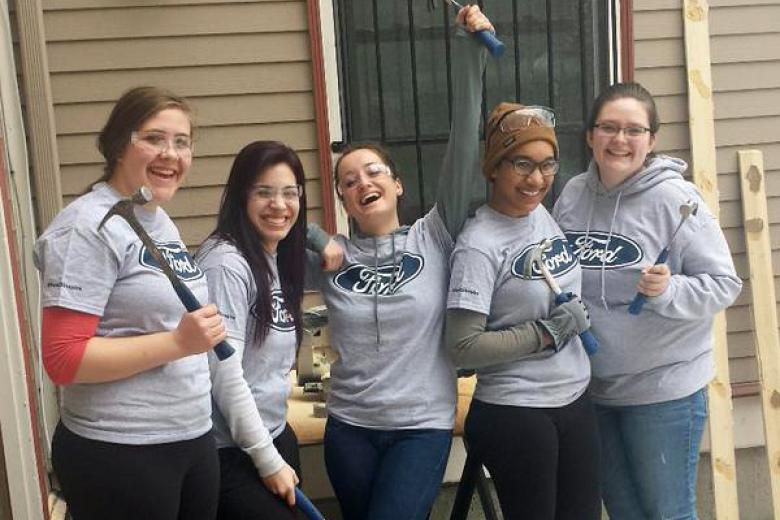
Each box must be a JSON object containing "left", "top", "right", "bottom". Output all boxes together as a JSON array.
[
  {"left": 23, "top": 0, "right": 324, "bottom": 247},
  {"left": 634, "top": 0, "right": 780, "bottom": 384}
]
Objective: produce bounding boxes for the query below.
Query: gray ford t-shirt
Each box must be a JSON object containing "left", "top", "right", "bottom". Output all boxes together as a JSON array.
[
  {"left": 302, "top": 29, "right": 488, "bottom": 431},
  {"left": 33, "top": 182, "right": 212, "bottom": 444},
  {"left": 197, "top": 239, "right": 295, "bottom": 444},
  {"left": 306, "top": 207, "right": 457, "bottom": 429},
  {"left": 448, "top": 204, "right": 590, "bottom": 407}
]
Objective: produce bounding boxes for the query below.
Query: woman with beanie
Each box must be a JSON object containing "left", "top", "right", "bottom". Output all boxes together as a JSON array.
[
  {"left": 446, "top": 103, "right": 601, "bottom": 520},
  {"left": 304, "top": 6, "right": 494, "bottom": 519},
  {"left": 553, "top": 83, "right": 741, "bottom": 520}
]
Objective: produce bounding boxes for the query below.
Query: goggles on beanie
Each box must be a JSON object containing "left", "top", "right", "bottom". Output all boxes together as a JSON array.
[{"left": 489, "top": 105, "right": 556, "bottom": 142}]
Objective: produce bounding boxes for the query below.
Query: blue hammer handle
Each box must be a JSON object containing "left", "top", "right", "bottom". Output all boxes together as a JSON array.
[
  {"left": 447, "top": 0, "right": 505, "bottom": 57},
  {"left": 472, "top": 29, "right": 505, "bottom": 57},
  {"left": 173, "top": 280, "right": 235, "bottom": 361},
  {"left": 555, "top": 292, "right": 598, "bottom": 356},
  {"left": 295, "top": 488, "right": 326, "bottom": 520},
  {"left": 627, "top": 248, "right": 670, "bottom": 316}
]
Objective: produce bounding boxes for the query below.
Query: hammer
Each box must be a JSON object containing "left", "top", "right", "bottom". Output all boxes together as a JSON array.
[
  {"left": 628, "top": 200, "right": 699, "bottom": 315},
  {"left": 523, "top": 239, "right": 599, "bottom": 355},
  {"left": 98, "top": 187, "right": 234, "bottom": 361}
]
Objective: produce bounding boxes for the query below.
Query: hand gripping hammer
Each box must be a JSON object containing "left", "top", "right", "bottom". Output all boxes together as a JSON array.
[
  {"left": 628, "top": 200, "right": 699, "bottom": 315},
  {"left": 523, "top": 239, "right": 599, "bottom": 355},
  {"left": 98, "top": 187, "right": 234, "bottom": 361}
]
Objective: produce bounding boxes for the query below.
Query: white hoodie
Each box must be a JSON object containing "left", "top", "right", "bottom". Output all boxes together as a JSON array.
[{"left": 553, "top": 155, "right": 742, "bottom": 406}]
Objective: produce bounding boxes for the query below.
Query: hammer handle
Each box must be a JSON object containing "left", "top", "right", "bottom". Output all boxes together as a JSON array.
[
  {"left": 473, "top": 29, "right": 505, "bottom": 57},
  {"left": 628, "top": 248, "right": 670, "bottom": 316},
  {"left": 554, "top": 293, "right": 598, "bottom": 356},
  {"left": 295, "top": 488, "right": 326, "bottom": 520},
  {"left": 172, "top": 281, "right": 235, "bottom": 361},
  {"left": 446, "top": 0, "right": 505, "bottom": 57}
]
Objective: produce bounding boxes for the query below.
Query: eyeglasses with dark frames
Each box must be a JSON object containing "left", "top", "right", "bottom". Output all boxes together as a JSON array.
[
  {"left": 592, "top": 122, "right": 652, "bottom": 138},
  {"left": 503, "top": 157, "right": 560, "bottom": 177}
]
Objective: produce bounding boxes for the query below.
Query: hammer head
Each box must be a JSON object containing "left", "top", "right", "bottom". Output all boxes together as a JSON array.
[
  {"left": 98, "top": 186, "right": 154, "bottom": 231},
  {"left": 680, "top": 199, "right": 699, "bottom": 220},
  {"left": 522, "top": 238, "right": 553, "bottom": 279}
]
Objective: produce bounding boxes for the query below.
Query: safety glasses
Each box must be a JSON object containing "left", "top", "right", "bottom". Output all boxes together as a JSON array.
[{"left": 490, "top": 105, "right": 556, "bottom": 141}]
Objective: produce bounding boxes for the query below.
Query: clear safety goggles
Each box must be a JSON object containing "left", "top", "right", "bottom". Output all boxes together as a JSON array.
[{"left": 490, "top": 105, "right": 556, "bottom": 140}]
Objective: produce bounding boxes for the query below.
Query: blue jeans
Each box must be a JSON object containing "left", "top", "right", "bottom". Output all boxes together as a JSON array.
[
  {"left": 323, "top": 416, "right": 452, "bottom": 520},
  {"left": 596, "top": 388, "right": 708, "bottom": 520}
]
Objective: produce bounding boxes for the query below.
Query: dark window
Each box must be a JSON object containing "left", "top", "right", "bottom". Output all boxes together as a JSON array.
[{"left": 334, "top": 0, "right": 612, "bottom": 223}]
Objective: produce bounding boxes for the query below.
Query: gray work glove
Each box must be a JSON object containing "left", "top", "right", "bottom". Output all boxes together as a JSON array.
[{"left": 536, "top": 296, "right": 590, "bottom": 351}]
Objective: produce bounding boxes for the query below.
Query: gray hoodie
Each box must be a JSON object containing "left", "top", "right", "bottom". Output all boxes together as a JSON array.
[{"left": 553, "top": 155, "right": 742, "bottom": 406}]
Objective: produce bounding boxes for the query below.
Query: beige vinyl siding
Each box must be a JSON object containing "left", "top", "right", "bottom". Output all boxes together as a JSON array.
[
  {"left": 36, "top": 0, "right": 323, "bottom": 247},
  {"left": 634, "top": 0, "right": 780, "bottom": 384}
]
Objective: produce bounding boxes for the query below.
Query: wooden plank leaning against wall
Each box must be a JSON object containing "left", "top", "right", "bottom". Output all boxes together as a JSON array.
[
  {"left": 682, "top": 0, "right": 740, "bottom": 518},
  {"left": 738, "top": 149, "right": 780, "bottom": 519}
]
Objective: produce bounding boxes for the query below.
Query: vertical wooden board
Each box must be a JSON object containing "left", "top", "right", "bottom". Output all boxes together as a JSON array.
[
  {"left": 738, "top": 149, "right": 780, "bottom": 518},
  {"left": 683, "top": 1, "right": 740, "bottom": 518}
]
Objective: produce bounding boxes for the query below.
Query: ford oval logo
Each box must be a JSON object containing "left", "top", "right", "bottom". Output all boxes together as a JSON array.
[
  {"left": 139, "top": 241, "right": 204, "bottom": 281},
  {"left": 565, "top": 231, "right": 643, "bottom": 269},
  {"left": 511, "top": 236, "right": 577, "bottom": 280},
  {"left": 334, "top": 253, "right": 424, "bottom": 296},
  {"left": 269, "top": 290, "right": 296, "bottom": 332}
]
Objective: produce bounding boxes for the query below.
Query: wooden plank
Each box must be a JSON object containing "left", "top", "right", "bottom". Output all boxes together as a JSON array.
[
  {"left": 636, "top": 61, "right": 780, "bottom": 96},
  {"left": 713, "top": 89, "right": 780, "bottom": 120},
  {"left": 723, "top": 223, "right": 780, "bottom": 255},
  {"left": 655, "top": 116, "right": 780, "bottom": 151},
  {"left": 683, "top": 1, "right": 740, "bottom": 517},
  {"left": 719, "top": 198, "right": 780, "bottom": 229},
  {"left": 46, "top": 32, "right": 311, "bottom": 73},
  {"left": 54, "top": 92, "right": 316, "bottom": 134},
  {"left": 635, "top": 39, "right": 686, "bottom": 69},
  {"left": 43, "top": 0, "right": 273, "bottom": 8},
  {"left": 0, "top": 433, "right": 11, "bottom": 520},
  {"left": 660, "top": 143, "right": 780, "bottom": 177},
  {"left": 13, "top": 0, "right": 62, "bottom": 229},
  {"left": 50, "top": 62, "right": 313, "bottom": 103},
  {"left": 636, "top": 5, "right": 780, "bottom": 39},
  {"left": 738, "top": 149, "right": 780, "bottom": 517},
  {"left": 711, "top": 33, "right": 780, "bottom": 64},
  {"left": 637, "top": 33, "right": 780, "bottom": 69},
  {"left": 721, "top": 167, "right": 780, "bottom": 200},
  {"left": 43, "top": 2, "right": 308, "bottom": 41}
]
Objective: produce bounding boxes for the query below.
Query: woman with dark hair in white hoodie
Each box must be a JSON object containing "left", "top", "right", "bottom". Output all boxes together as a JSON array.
[{"left": 553, "top": 82, "right": 742, "bottom": 520}]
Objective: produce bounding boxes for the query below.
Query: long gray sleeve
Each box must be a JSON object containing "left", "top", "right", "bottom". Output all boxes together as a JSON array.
[
  {"left": 436, "top": 28, "right": 488, "bottom": 239},
  {"left": 306, "top": 222, "right": 330, "bottom": 253},
  {"left": 445, "top": 308, "right": 548, "bottom": 370},
  {"left": 646, "top": 209, "right": 742, "bottom": 320}
]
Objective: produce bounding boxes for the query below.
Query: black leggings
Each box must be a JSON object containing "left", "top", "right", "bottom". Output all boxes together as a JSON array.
[
  {"left": 465, "top": 393, "right": 601, "bottom": 520},
  {"left": 52, "top": 421, "right": 219, "bottom": 520},
  {"left": 216, "top": 423, "right": 302, "bottom": 520}
]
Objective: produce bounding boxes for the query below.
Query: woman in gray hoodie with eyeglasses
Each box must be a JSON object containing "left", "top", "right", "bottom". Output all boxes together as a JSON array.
[{"left": 553, "top": 82, "right": 742, "bottom": 520}]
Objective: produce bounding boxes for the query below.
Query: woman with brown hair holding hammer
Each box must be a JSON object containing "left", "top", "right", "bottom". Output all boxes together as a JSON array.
[
  {"left": 445, "top": 103, "right": 601, "bottom": 520},
  {"left": 34, "top": 86, "right": 226, "bottom": 520},
  {"left": 553, "top": 82, "right": 741, "bottom": 520}
]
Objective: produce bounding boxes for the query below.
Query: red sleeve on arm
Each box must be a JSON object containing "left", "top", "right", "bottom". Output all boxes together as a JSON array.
[{"left": 41, "top": 307, "right": 100, "bottom": 385}]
